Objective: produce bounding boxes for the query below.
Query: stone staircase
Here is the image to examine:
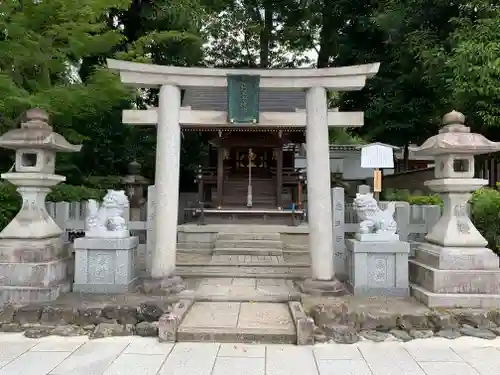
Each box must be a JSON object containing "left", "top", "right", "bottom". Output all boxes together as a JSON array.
[
  {"left": 213, "top": 232, "right": 283, "bottom": 256},
  {"left": 173, "top": 230, "right": 312, "bottom": 344},
  {"left": 176, "top": 232, "right": 310, "bottom": 279}
]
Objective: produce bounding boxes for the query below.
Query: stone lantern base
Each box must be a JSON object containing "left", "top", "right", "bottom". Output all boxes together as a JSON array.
[
  {"left": 0, "top": 236, "right": 72, "bottom": 305},
  {"left": 409, "top": 242, "right": 500, "bottom": 308}
]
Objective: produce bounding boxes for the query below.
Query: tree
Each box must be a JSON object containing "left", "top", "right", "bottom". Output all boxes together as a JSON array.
[
  {"left": 0, "top": 0, "right": 132, "bottom": 179},
  {"left": 315, "top": 0, "right": 499, "bottom": 169},
  {"left": 442, "top": 2, "right": 500, "bottom": 137},
  {"left": 109, "top": 0, "right": 210, "bottom": 189},
  {"left": 202, "top": 0, "right": 313, "bottom": 68}
]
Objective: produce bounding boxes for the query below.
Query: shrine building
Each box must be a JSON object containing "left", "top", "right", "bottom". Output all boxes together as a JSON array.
[{"left": 106, "top": 59, "right": 379, "bottom": 289}]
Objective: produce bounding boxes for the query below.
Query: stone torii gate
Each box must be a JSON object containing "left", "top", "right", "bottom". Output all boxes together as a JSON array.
[{"left": 107, "top": 59, "right": 379, "bottom": 293}]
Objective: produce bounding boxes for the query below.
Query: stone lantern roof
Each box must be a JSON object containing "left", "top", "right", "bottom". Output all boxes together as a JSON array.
[
  {"left": 0, "top": 108, "right": 81, "bottom": 152},
  {"left": 411, "top": 110, "right": 500, "bottom": 156},
  {"left": 122, "top": 160, "right": 149, "bottom": 185}
]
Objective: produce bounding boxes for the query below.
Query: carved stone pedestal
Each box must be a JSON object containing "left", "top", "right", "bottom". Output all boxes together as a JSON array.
[
  {"left": 0, "top": 237, "right": 72, "bottom": 305},
  {"left": 346, "top": 239, "right": 410, "bottom": 296},
  {"left": 73, "top": 237, "right": 138, "bottom": 293},
  {"left": 410, "top": 242, "right": 500, "bottom": 308},
  {"left": 0, "top": 176, "right": 71, "bottom": 305}
]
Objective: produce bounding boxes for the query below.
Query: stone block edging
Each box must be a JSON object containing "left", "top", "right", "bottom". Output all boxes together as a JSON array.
[
  {"left": 288, "top": 301, "right": 314, "bottom": 345},
  {"left": 309, "top": 303, "right": 500, "bottom": 343},
  {"left": 0, "top": 301, "right": 177, "bottom": 339},
  {"left": 158, "top": 299, "right": 194, "bottom": 342}
]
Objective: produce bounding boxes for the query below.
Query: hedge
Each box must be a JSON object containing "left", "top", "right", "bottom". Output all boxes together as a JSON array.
[
  {"left": 385, "top": 185, "right": 500, "bottom": 253},
  {"left": 0, "top": 180, "right": 497, "bottom": 253}
]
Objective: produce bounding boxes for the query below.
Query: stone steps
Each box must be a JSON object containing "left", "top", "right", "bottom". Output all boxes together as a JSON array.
[
  {"left": 175, "top": 231, "right": 309, "bottom": 279},
  {"left": 176, "top": 265, "right": 310, "bottom": 279},
  {"left": 213, "top": 247, "right": 283, "bottom": 256},
  {"left": 209, "top": 254, "right": 286, "bottom": 265},
  {"left": 214, "top": 239, "right": 283, "bottom": 249},
  {"left": 217, "top": 233, "right": 281, "bottom": 241}
]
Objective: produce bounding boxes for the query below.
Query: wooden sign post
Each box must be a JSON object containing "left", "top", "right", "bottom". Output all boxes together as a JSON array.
[
  {"left": 373, "top": 168, "right": 382, "bottom": 201},
  {"left": 360, "top": 143, "right": 396, "bottom": 200}
]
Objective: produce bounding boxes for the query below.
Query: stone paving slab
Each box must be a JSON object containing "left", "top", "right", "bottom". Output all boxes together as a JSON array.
[
  {"left": 179, "top": 277, "right": 300, "bottom": 302},
  {"left": 181, "top": 302, "right": 241, "bottom": 329},
  {"left": 1, "top": 334, "right": 500, "bottom": 374},
  {"left": 177, "top": 302, "right": 296, "bottom": 344}
]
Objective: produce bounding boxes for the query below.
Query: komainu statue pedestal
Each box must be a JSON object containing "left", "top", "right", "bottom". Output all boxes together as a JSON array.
[
  {"left": 346, "top": 191, "right": 410, "bottom": 296},
  {"left": 73, "top": 190, "right": 139, "bottom": 293},
  {"left": 73, "top": 237, "right": 138, "bottom": 293}
]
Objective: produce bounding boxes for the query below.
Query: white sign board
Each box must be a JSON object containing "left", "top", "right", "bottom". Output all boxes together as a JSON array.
[{"left": 360, "top": 143, "right": 395, "bottom": 169}]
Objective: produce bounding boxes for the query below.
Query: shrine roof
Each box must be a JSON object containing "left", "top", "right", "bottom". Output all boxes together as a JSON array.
[{"left": 183, "top": 87, "right": 305, "bottom": 112}]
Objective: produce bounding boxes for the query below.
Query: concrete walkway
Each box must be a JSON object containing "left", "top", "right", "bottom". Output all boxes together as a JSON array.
[{"left": 0, "top": 334, "right": 500, "bottom": 375}]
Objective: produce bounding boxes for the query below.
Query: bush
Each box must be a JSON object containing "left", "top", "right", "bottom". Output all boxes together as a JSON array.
[
  {"left": 383, "top": 189, "right": 411, "bottom": 202},
  {"left": 0, "top": 183, "right": 21, "bottom": 231},
  {"left": 383, "top": 189, "right": 443, "bottom": 206},
  {"left": 384, "top": 187, "right": 500, "bottom": 253},
  {"left": 470, "top": 187, "right": 500, "bottom": 252},
  {"left": 47, "top": 183, "right": 105, "bottom": 202},
  {"left": 407, "top": 195, "right": 443, "bottom": 206},
  {"left": 0, "top": 182, "right": 105, "bottom": 231}
]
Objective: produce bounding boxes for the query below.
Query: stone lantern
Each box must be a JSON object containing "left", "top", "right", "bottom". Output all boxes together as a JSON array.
[
  {"left": 122, "top": 160, "right": 149, "bottom": 221},
  {"left": 409, "top": 110, "right": 500, "bottom": 308},
  {"left": 0, "top": 108, "right": 81, "bottom": 304}
]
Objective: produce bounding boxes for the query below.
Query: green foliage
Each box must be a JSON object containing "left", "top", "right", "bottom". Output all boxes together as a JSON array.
[
  {"left": 202, "top": 0, "right": 313, "bottom": 68},
  {"left": 383, "top": 189, "right": 443, "bottom": 206},
  {"left": 0, "top": 182, "right": 104, "bottom": 231},
  {"left": 329, "top": 128, "right": 367, "bottom": 145},
  {"left": 470, "top": 187, "right": 500, "bottom": 252},
  {"left": 47, "top": 184, "right": 105, "bottom": 202},
  {"left": 83, "top": 175, "right": 124, "bottom": 190},
  {"left": 385, "top": 187, "right": 500, "bottom": 252},
  {"left": 0, "top": 183, "right": 21, "bottom": 232},
  {"left": 441, "top": 4, "right": 500, "bottom": 134},
  {"left": 0, "top": 0, "right": 134, "bottom": 178},
  {"left": 407, "top": 195, "right": 443, "bottom": 206}
]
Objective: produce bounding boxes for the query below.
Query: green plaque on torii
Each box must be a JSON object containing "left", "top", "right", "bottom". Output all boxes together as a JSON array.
[{"left": 227, "top": 75, "right": 260, "bottom": 124}]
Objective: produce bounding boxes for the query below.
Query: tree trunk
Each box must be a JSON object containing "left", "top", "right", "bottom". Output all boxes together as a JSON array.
[
  {"left": 403, "top": 144, "right": 409, "bottom": 171},
  {"left": 317, "top": 0, "right": 336, "bottom": 68},
  {"left": 259, "top": 3, "right": 273, "bottom": 68}
]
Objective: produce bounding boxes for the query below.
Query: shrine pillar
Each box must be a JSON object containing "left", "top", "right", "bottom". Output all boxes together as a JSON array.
[
  {"left": 152, "top": 84, "right": 181, "bottom": 278},
  {"left": 305, "top": 86, "right": 334, "bottom": 281}
]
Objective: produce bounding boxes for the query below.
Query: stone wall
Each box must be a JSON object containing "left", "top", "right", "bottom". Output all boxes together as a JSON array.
[{"left": 382, "top": 167, "right": 435, "bottom": 195}]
